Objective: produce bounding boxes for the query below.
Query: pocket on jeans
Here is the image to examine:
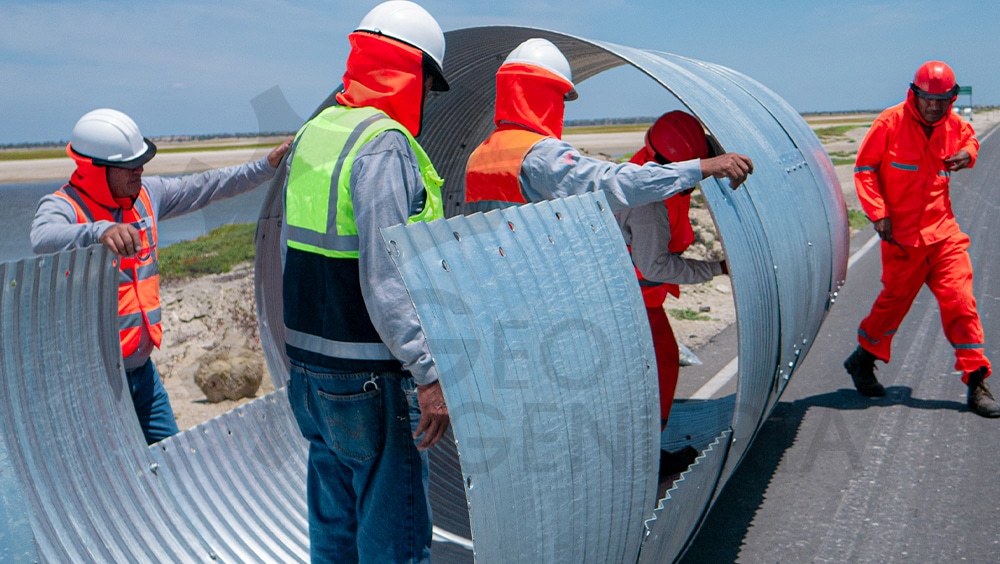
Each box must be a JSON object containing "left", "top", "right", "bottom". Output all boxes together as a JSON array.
[{"left": 316, "top": 386, "right": 385, "bottom": 462}]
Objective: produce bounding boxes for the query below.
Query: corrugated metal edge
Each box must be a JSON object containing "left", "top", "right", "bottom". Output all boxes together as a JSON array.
[{"left": 640, "top": 429, "right": 733, "bottom": 564}]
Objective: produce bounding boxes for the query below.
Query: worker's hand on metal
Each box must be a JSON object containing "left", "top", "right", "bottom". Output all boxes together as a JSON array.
[
  {"left": 267, "top": 137, "right": 294, "bottom": 168},
  {"left": 700, "top": 153, "right": 754, "bottom": 189},
  {"left": 944, "top": 150, "right": 971, "bottom": 171},
  {"left": 99, "top": 223, "right": 142, "bottom": 257},
  {"left": 873, "top": 217, "right": 893, "bottom": 242},
  {"left": 414, "top": 380, "right": 449, "bottom": 450}
]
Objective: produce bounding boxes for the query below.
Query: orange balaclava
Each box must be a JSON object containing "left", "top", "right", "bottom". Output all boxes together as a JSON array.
[
  {"left": 493, "top": 63, "right": 574, "bottom": 139},
  {"left": 66, "top": 145, "right": 134, "bottom": 210},
  {"left": 336, "top": 31, "right": 427, "bottom": 136}
]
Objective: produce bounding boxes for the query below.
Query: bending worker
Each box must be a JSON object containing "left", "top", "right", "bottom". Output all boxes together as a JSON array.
[
  {"left": 464, "top": 38, "right": 753, "bottom": 214},
  {"left": 615, "top": 111, "right": 728, "bottom": 440},
  {"left": 280, "top": 1, "right": 449, "bottom": 561},
  {"left": 844, "top": 60, "right": 999, "bottom": 418},
  {"left": 31, "top": 108, "right": 290, "bottom": 444}
]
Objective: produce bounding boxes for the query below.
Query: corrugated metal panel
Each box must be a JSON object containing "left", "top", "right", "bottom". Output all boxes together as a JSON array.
[
  {"left": 0, "top": 247, "right": 312, "bottom": 562},
  {"left": 660, "top": 395, "right": 737, "bottom": 453},
  {"left": 1, "top": 248, "right": 207, "bottom": 562},
  {"left": 382, "top": 193, "right": 659, "bottom": 562}
]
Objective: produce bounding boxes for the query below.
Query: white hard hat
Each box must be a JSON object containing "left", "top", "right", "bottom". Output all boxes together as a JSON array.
[
  {"left": 70, "top": 108, "right": 156, "bottom": 169},
  {"left": 356, "top": 1, "right": 449, "bottom": 91},
  {"left": 503, "top": 38, "right": 578, "bottom": 101}
]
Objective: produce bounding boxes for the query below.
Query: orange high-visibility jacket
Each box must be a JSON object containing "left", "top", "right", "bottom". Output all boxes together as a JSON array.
[
  {"left": 465, "top": 128, "right": 548, "bottom": 205},
  {"left": 855, "top": 100, "right": 979, "bottom": 247},
  {"left": 54, "top": 186, "right": 162, "bottom": 356}
]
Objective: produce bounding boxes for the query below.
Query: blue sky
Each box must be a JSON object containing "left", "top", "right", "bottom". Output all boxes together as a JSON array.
[{"left": 1, "top": 0, "right": 996, "bottom": 145}]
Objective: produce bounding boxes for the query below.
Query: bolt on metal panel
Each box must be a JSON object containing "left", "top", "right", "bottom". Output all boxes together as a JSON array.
[{"left": 382, "top": 193, "right": 659, "bottom": 563}]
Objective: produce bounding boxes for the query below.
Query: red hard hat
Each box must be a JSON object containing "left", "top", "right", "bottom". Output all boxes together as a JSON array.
[
  {"left": 910, "top": 61, "right": 959, "bottom": 100},
  {"left": 645, "top": 111, "right": 709, "bottom": 163}
]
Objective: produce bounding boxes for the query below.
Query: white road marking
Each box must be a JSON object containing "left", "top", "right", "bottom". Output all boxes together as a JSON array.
[{"left": 691, "top": 233, "right": 880, "bottom": 399}]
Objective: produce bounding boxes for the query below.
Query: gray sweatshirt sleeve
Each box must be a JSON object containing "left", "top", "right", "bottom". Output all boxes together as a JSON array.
[
  {"left": 351, "top": 131, "right": 438, "bottom": 386},
  {"left": 30, "top": 194, "right": 116, "bottom": 254},
  {"left": 30, "top": 157, "right": 277, "bottom": 255},
  {"left": 616, "top": 201, "right": 723, "bottom": 285},
  {"left": 143, "top": 156, "right": 277, "bottom": 221},
  {"left": 520, "top": 137, "right": 704, "bottom": 212}
]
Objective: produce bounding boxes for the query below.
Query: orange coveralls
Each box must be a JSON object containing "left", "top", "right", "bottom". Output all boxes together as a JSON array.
[{"left": 854, "top": 92, "right": 989, "bottom": 382}]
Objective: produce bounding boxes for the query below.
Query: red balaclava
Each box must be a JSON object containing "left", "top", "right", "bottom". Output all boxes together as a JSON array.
[
  {"left": 66, "top": 144, "right": 136, "bottom": 210},
  {"left": 493, "top": 63, "right": 574, "bottom": 139},
  {"left": 336, "top": 31, "right": 427, "bottom": 137}
]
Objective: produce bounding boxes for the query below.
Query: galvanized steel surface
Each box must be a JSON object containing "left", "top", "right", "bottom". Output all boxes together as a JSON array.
[
  {"left": 0, "top": 247, "right": 311, "bottom": 562},
  {"left": 382, "top": 193, "right": 660, "bottom": 562}
]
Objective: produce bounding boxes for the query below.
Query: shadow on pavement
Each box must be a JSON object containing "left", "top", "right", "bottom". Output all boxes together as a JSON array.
[{"left": 678, "top": 386, "right": 965, "bottom": 563}]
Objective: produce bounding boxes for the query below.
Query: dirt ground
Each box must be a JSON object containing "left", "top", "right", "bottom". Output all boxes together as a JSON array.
[
  {"left": 155, "top": 113, "right": 1000, "bottom": 430},
  {"left": 151, "top": 265, "right": 276, "bottom": 430}
]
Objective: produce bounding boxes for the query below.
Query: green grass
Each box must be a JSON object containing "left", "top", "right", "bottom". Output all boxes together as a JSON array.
[
  {"left": 826, "top": 150, "right": 858, "bottom": 166},
  {"left": 0, "top": 148, "right": 67, "bottom": 161},
  {"left": 564, "top": 123, "right": 652, "bottom": 135},
  {"left": 668, "top": 308, "right": 712, "bottom": 321},
  {"left": 813, "top": 123, "right": 871, "bottom": 142},
  {"left": 0, "top": 142, "right": 281, "bottom": 162},
  {"left": 847, "top": 209, "right": 870, "bottom": 231},
  {"left": 157, "top": 223, "right": 256, "bottom": 282}
]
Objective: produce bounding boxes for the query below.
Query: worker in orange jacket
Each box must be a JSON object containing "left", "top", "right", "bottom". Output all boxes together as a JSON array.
[
  {"left": 844, "top": 60, "right": 999, "bottom": 418},
  {"left": 616, "top": 111, "right": 728, "bottom": 430}
]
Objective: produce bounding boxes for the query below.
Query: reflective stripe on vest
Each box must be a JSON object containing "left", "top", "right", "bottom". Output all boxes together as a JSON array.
[
  {"left": 465, "top": 128, "right": 547, "bottom": 205},
  {"left": 285, "top": 105, "right": 443, "bottom": 258},
  {"left": 284, "top": 105, "right": 443, "bottom": 362},
  {"left": 55, "top": 185, "right": 162, "bottom": 356}
]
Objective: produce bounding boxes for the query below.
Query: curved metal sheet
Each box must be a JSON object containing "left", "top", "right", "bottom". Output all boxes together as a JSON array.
[
  {"left": 0, "top": 247, "right": 313, "bottom": 562},
  {"left": 0, "top": 24, "right": 846, "bottom": 564},
  {"left": 383, "top": 193, "right": 659, "bottom": 562}
]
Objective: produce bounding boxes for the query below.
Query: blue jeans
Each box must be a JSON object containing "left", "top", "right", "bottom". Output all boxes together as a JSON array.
[
  {"left": 126, "top": 359, "right": 180, "bottom": 445},
  {"left": 287, "top": 361, "right": 431, "bottom": 564}
]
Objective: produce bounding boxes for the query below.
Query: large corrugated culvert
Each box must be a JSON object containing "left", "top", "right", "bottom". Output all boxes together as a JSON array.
[{"left": 2, "top": 26, "right": 846, "bottom": 563}]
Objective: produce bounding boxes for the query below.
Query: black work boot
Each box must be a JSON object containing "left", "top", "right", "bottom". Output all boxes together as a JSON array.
[
  {"left": 967, "top": 367, "right": 1000, "bottom": 418},
  {"left": 844, "top": 346, "right": 886, "bottom": 397}
]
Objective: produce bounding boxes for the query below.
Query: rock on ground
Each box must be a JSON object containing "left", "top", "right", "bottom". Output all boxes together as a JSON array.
[{"left": 152, "top": 263, "right": 274, "bottom": 430}]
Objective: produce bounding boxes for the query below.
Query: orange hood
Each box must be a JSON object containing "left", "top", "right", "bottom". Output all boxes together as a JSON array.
[
  {"left": 336, "top": 31, "right": 427, "bottom": 136},
  {"left": 904, "top": 89, "right": 955, "bottom": 128},
  {"left": 66, "top": 144, "right": 130, "bottom": 209},
  {"left": 494, "top": 63, "right": 573, "bottom": 139}
]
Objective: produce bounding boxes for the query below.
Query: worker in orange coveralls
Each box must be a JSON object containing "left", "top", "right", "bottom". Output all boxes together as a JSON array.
[
  {"left": 844, "top": 60, "right": 999, "bottom": 418},
  {"left": 616, "top": 111, "right": 730, "bottom": 474}
]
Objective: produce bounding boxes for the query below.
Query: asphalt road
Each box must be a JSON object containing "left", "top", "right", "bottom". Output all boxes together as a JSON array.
[{"left": 680, "top": 124, "right": 1000, "bottom": 563}]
